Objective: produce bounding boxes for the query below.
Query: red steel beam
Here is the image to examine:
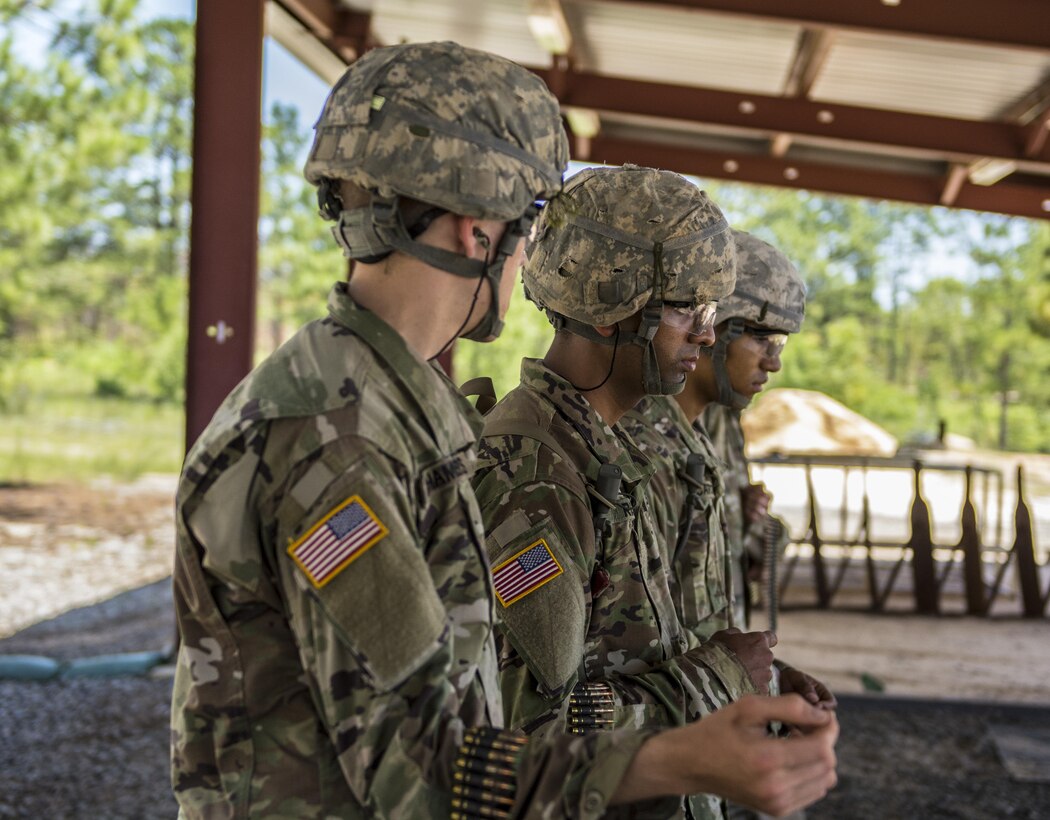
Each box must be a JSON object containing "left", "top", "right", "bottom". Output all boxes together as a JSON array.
[
  {"left": 586, "top": 135, "right": 1050, "bottom": 221},
  {"left": 185, "top": 0, "right": 265, "bottom": 448},
  {"left": 600, "top": 0, "right": 1050, "bottom": 51},
  {"left": 278, "top": 0, "right": 340, "bottom": 36},
  {"left": 532, "top": 68, "right": 1041, "bottom": 166},
  {"left": 275, "top": 0, "right": 376, "bottom": 60}
]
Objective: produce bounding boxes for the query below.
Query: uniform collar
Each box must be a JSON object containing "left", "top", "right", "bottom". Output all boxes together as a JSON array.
[
  {"left": 327, "top": 282, "right": 484, "bottom": 444},
  {"left": 519, "top": 358, "right": 653, "bottom": 487}
]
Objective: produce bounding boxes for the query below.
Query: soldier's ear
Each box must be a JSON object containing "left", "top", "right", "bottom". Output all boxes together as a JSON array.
[
  {"left": 453, "top": 215, "right": 483, "bottom": 258},
  {"left": 594, "top": 324, "right": 617, "bottom": 339}
]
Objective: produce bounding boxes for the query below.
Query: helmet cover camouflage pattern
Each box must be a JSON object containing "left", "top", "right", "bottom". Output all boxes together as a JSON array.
[
  {"left": 304, "top": 41, "right": 569, "bottom": 220},
  {"left": 523, "top": 165, "right": 735, "bottom": 326},
  {"left": 717, "top": 229, "right": 806, "bottom": 333}
]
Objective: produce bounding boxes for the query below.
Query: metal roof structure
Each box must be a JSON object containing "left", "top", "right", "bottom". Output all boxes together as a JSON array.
[
  {"left": 184, "top": 0, "right": 1050, "bottom": 445},
  {"left": 268, "top": 0, "right": 1050, "bottom": 221}
]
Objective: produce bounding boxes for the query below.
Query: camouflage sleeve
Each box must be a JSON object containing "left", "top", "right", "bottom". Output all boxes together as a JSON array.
[
  {"left": 515, "top": 727, "right": 679, "bottom": 819},
  {"left": 269, "top": 437, "right": 473, "bottom": 815},
  {"left": 268, "top": 436, "right": 676, "bottom": 819},
  {"left": 477, "top": 469, "right": 754, "bottom": 737}
]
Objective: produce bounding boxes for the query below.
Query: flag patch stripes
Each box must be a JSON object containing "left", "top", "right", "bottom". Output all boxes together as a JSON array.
[
  {"left": 288, "top": 495, "right": 388, "bottom": 588},
  {"left": 492, "top": 538, "right": 563, "bottom": 606}
]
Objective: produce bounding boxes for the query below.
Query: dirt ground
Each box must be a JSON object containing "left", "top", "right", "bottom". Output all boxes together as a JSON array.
[{"left": 1, "top": 479, "right": 1049, "bottom": 818}]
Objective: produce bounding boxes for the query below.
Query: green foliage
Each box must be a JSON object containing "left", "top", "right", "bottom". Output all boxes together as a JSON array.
[
  {"left": 0, "top": 0, "right": 193, "bottom": 410},
  {"left": 3, "top": 0, "right": 1050, "bottom": 489},
  {"left": 256, "top": 102, "right": 346, "bottom": 356},
  {"left": 455, "top": 277, "right": 554, "bottom": 399},
  {"left": 704, "top": 181, "right": 1050, "bottom": 453},
  {"left": 0, "top": 394, "right": 183, "bottom": 483}
]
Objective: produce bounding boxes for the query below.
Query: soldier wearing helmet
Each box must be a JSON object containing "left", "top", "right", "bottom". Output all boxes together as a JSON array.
[
  {"left": 626, "top": 230, "right": 835, "bottom": 734},
  {"left": 473, "top": 167, "right": 837, "bottom": 820},
  {"left": 697, "top": 230, "right": 807, "bottom": 630},
  {"left": 171, "top": 46, "right": 837, "bottom": 820}
]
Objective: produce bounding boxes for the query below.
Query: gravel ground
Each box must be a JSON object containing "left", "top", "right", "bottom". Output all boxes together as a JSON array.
[
  {"left": 0, "top": 478, "right": 175, "bottom": 638},
  {"left": 2, "top": 580, "right": 1049, "bottom": 819},
  {"left": 2, "top": 481, "right": 1049, "bottom": 818},
  {"left": 0, "top": 581, "right": 177, "bottom": 820}
]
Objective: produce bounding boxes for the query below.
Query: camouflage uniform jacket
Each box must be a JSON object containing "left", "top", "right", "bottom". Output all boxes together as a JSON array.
[
  {"left": 472, "top": 360, "right": 754, "bottom": 734},
  {"left": 621, "top": 396, "right": 736, "bottom": 642},
  {"left": 171, "top": 284, "right": 667, "bottom": 820},
  {"left": 700, "top": 404, "right": 763, "bottom": 629}
]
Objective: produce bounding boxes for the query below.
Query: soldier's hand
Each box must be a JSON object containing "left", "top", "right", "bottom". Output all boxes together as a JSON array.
[
  {"left": 613, "top": 694, "right": 838, "bottom": 816},
  {"left": 777, "top": 662, "right": 837, "bottom": 713},
  {"left": 742, "top": 483, "right": 771, "bottom": 524},
  {"left": 710, "top": 627, "right": 777, "bottom": 694}
]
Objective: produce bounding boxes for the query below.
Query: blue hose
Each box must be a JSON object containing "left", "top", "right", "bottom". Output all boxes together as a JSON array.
[{"left": 0, "top": 649, "right": 170, "bottom": 680}]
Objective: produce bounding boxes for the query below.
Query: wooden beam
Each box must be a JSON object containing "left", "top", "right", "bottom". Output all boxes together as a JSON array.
[
  {"left": 1023, "top": 109, "right": 1050, "bottom": 158},
  {"left": 585, "top": 135, "right": 1050, "bottom": 221},
  {"left": 599, "top": 0, "right": 1050, "bottom": 51},
  {"left": 1007, "top": 76, "right": 1050, "bottom": 162},
  {"left": 769, "top": 133, "right": 792, "bottom": 157},
  {"left": 782, "top": 29, "right": 835, "bottom": 98},
  {"left": 531, "top": 68, "right": 1043, "bottom": 166},
  {"left": 940, "top": 164, "right": 968, "bottom": 206},
  {"left": 1000, "top": 74, "right": 1050, "bottom": 123}
]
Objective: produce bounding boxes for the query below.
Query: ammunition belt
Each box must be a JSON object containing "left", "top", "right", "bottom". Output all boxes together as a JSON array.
[
  {"left": 566, "top": 681, "right": 616, "bottom": 734},
  {"left": 451, "top": 727, "right": 526, "bottom": 819}
]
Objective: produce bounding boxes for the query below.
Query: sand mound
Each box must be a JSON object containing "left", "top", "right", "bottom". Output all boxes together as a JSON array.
[{"left": 742, "top": 388, "right": 898, "bottom": 457}]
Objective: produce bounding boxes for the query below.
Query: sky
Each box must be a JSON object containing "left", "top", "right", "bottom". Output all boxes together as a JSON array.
[{"left": 12, "top": 0, "right": 331, "bottom": 138}]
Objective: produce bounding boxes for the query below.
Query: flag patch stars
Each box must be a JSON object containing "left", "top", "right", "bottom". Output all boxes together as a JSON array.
[
  {"left": 492, "top": 539, "right": 563, "bottom": 606},
  {"left": 289, "top": 496, "right": 388, "bottom": 588}
]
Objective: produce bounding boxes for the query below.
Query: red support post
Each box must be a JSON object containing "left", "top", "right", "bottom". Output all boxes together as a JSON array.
[{"left": 185, "top": 1, "right": 265, "bottom": 450}]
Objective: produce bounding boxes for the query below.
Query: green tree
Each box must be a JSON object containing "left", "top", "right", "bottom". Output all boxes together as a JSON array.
[{"left": 257, "top": 101, "right": 346, "bottom": 357}]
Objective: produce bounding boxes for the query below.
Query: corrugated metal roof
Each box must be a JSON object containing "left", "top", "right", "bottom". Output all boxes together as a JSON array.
[
  {"left": 812, "top": 31, "right": 1050, "bottom": 121},
  {"left": 566, "top": 0, "right": 800, "bottom": 94},
  {"left": 286, "top": 0, "right": 1050, "bottom": 219},
  {"left": 367, "top": 0, "right": 551, "bottom": 68}
]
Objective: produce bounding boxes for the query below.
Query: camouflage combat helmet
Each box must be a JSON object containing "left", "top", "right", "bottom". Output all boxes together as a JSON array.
[
  {"left": 524, "top": 164, "right": 736, "bottom": 396},
  {"left": 708, "top": 229, "right": 807, "bottom": 409},
  {"left": 304, "top": 41, "right": 569, "bottom": 342}
]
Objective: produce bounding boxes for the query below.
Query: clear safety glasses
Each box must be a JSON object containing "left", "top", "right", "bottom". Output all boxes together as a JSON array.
[
  {"left": 660, "top": 300, "right": 719, "bottom": 336},
  {"left": 743, "top": 325, "right": 789, "bottom": 358}
]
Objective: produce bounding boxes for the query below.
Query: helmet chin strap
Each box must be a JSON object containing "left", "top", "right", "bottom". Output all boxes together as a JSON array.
[
  {"left": 636, "top": 300, "right": 685, "bottom": 396},
  {"left": 536, "top": 240, "right": 684, "bottom": 397},
  {"left": 541, "top": 300, "right": 685, "bottom": 397},
  {"left": 329, "top": 191, "right": 539, "bottom": 348},
  {"left": 708, "top": 317, "right": 752, "bottom": 410}
]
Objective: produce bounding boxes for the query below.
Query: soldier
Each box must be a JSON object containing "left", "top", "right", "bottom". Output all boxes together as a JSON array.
[
  {"left": 472, "top": 166, "right": 835, "bottom": 819},
  {"left": 170, "top": 44, "right": 837, "bottom": 819},
  {"left": 698, "top": 230, "right": 806, "bottom": 630},
  {"left": 624, "top": 229, "right": 834, "bottom": 717},
  {"left": 620, "top": 376, "right": 732, "bottom": 643}
]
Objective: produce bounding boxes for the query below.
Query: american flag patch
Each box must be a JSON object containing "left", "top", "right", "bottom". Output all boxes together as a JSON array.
[
  {"left": 492, "top": 539, "right": 563, "bottom": 606},
  {"left": 288, "top": 496, "right": 388, "bottom": 588}
]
